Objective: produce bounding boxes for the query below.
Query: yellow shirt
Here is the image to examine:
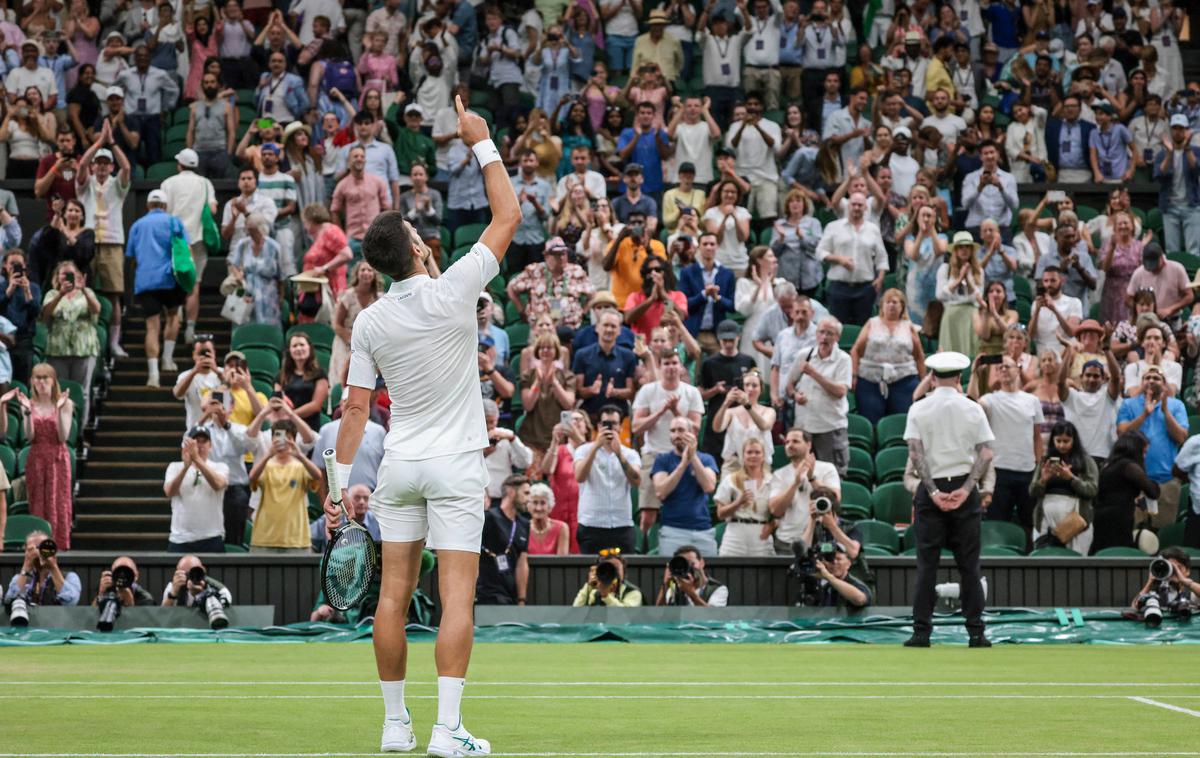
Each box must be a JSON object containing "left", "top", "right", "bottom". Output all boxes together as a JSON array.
[
  {"left": 250, "top": 458, "right": 317, "bottom": 549},
  {"left": 924, "top": 56, "right": 955, "bottom": 102},
  {"left": 662, "top": 187, "right": 707, "bottom": 232}
]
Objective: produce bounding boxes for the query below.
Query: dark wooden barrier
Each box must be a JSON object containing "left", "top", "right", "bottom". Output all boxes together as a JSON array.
[{"left": 0, "top": 553, "right": 1155, "bottom": 624}]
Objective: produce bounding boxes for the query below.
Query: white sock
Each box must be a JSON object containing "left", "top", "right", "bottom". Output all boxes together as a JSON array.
[
  {"left": 110, "top": 324, "right": 120, "bottom": 347},
  {"left": 186, "top": 320, "right": 196, "bottom": 334},
  {"left": 163, "top": 339, "right": 176, "bottom": 360},
  {"left": 147, "top": 358, "right": 159, "bottom": 378},
  {"left": 437, "top": 676, "right": 465, "bottom": 729},
  {"left": 380, "top": 679, "right": 407, "bottom": 721}
]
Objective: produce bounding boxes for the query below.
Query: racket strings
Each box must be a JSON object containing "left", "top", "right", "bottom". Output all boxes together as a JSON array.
[{"left": 323, "top": 525, "right": 379, "bottom": 610}]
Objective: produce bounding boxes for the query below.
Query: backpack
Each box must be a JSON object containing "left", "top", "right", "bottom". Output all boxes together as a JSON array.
[{"left": 322, "top": 59, "right": 358, "bottom": 99}]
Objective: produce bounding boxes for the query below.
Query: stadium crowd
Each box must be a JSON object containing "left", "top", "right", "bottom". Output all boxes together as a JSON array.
[{"left": 1, "top": 0, "right": 1200, "bottom": 610}]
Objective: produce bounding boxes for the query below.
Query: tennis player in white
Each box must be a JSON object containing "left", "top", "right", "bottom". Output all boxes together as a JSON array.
[{"left": 325, "top": 97, "right": 520, "bottom": 757}]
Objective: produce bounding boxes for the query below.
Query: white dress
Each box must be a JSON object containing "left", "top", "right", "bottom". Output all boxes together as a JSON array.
[
  {"left": 734, "top": 277, "right": 776, "bottom": 376},
  {"left": 715, "top": 474, "right": 775, "bottom": 557},
  {"left": 720, "top": 411, "right": 774, "bottom": 471},
  {"left": 1033, "top": 493, "right": 1093, "bottom": 556}
]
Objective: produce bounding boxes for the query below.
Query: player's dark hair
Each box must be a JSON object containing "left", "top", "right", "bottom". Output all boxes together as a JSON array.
[{"left": 362, "top": 210, "right": 416, "bottom": 280}]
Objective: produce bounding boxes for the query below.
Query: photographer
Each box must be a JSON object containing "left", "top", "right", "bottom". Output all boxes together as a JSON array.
[
  {"left": 798, "top": 486, "right": 862, "bottom": 559},
  {"left": 163, "top": 426, "right": 229, "bottom": 553},
  {"left": 655, "top": 545, "right": 727, "bottom": 607},
  {"left": 572, "top": 549, "right": 643, "bottom": 607},
  {"left": 161, "top": 555, "right": 233, "bottom": 609},
  {"left": 91, "top": 556, "right": 156, "bottom": 608},
  {"left": 4, "top": 532, "right": 81, "bottom": 619},
  {"left": 1131, "top": 548, "right": 1199, "bottom": 625},
  {"left": 809, "top": 543, "right": 872, "bottom": 609}
]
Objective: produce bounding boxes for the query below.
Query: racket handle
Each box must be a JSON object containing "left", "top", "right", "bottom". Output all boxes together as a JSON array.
[{"left": 322, "top": 448, "right": 353, "bottom": 520}]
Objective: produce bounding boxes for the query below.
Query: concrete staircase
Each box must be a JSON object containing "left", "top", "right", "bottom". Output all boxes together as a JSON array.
[{"left": 71, "top": 272, "right": 233, "bottom": 551}]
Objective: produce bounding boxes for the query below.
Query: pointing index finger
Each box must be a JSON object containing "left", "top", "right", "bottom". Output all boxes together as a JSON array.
[{"left": 455, "top": 94, "right": 466, "bottom": 116}]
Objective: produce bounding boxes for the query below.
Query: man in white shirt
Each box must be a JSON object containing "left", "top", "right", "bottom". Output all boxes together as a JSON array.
[
  {"left": 697, "top": 8, "right": 749, "bottom": 125},
  {"left": 1129, "top": 95, "right": 1169, "bottom": 169},
  {"left": 816, "top": 192, "right": 888, "bottom": 326},
  {"left": 160, "top": 148, "right": 217, "bottom": 350},
  {"left": 886, "top": 126, "right": 919, "bottom": 198},
  {"left": 1030, "top": 267, "right": 1083, "bottom": 358},
  {"left": 742, "top": 0, "right": 782, "bottom": 110},
  {"left": 961, "top": 140, "right": 1019, "bottom": 237},
  {"left": 482, "top": 399, "right": 533, "bottom": 503},
  {"left": 163, "top": 427, "right": 229, "bottom": 553},
  {"left": 768, "top": 428, "right": 841, "bottom": 554},
  {"left": 821, "top": 86, "right": 870, "bottom": 172},
  {"left": 4, "top": 41, "right": 57, "bottom": 107},
  {"left": 289, "top": 0, "right": 347, "bottom": 44},
  {"left": 667, "top": 95, "right": 721, "bottom": 184},
  {"left": 220, "top": 168, "right": 279, "bottom": 251},
  {"left": 326, "top": 99, "right": 518, "bottom": 756},
  {"left": 977, "top": 356, "right": 1044, "bottom": 530},
  {"left": 923, "top": 88, "right": 967, "bottom": 147},
  {"left": 784, "top": 316, "right": 852, "bottom": 475},
  {"left": 632, "top": 351, "right": 704, "bottom": 530},
  {"left": 1059, "top": 343, "right": 1122, "bottom": 464},
  {"left": 573, "top": 404, "right": 642, "bottom": 554},
  {"left": 553, "top": 145, "right": 607, "bottom": 205},
  {"left": 173, "top": 337, "right": 223, "bottom": 429},
  {"left": 725, "top": 92, "right": 782, "bottom": 223}
]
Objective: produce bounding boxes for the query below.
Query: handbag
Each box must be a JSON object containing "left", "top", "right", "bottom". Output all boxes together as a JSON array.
[
  {"left": 1051, "top": 511, "right": 1088, "bottom": 545},
  {"left": 221, "top": 291, "right": 254, "bottom": 325},
  {"left": 201, "top": 185, "right": 221, "bottom": 252},
  {"left": 170, "top": 222, "right": 197, "bottom": 293}
]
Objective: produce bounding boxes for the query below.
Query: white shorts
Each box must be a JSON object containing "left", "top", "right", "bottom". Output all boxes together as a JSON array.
[{"left": 370, "top": 449, "right": 489, "bottom": 552}]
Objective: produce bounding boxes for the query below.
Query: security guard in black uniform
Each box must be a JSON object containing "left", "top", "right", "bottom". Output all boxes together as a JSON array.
[{"left": 902, "top": 351, "right": 995, "bottom": 648}]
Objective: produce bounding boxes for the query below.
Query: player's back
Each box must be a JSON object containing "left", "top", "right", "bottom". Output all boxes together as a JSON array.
[{"left": 348, "top": 243, "right": 500, "bottom": 461}]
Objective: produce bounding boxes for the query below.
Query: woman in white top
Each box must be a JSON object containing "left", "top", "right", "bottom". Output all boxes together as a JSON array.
[
  {"left": 95, "top": 31, "right": 131, "bottom": 86},
  {"left": 1147, "top": 0, "right": 1184, "bottom": 97},
  {"left": 1087, "top": 188, "right": 1142, "bottom": 252},
  {"left": 702, "top": 179, "right": 752, "bottom": 272},
  {"left": 0, "top": 94, "right": 53, "bottom": 179},
  {"left": 1013, "top": 207, "right": 1053, "bottom": 276},
  {"left": 1124, "top": 322, "right": 1182, "bottom": 397},
  {"left": 850, "top": 288, "right": 924, "bottom": 424},
  {"left": 584, "top": 197, "right": 620, "bottom": 291},
  {"left": 712, "top": 370, "right": 775, "bottom": 472},
  {"left": 734, "top": 246, "right": 777, "bottom": 374},
  {"left": 936, "top": 231, "right": 983, "bottom": 357},
  {"left": 714, "top": 437, "right": 775, "bottom": 557}
]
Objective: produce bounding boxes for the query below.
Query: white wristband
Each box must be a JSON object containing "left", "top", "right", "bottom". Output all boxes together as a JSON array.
[
  {"left": 472, "top": 139, "right": 502, "bottom": 169},
  {"left": 333, "top": 462, "right": 353, "bottom": 496}
]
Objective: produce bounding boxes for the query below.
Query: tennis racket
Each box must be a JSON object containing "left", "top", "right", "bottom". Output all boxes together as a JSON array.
[{"left": 319, "top": 448, "right": 379, "bottom": 611}]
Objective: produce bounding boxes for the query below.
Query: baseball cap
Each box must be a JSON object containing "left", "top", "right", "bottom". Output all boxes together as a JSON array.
[
  {"left": 1170, "top": 114, "right": 1190, "bottom": 128},
  {"left": 223, "top": 350, "right": 247, "bottom": 364},
  {"left": 94, "top": 148, "right": 114, "bottom": 162},
  {"left": 260, "top": 142, "right": 282, "bottom": 156},
  {"left": 175, "top": 148, "right": 199, "bottom": 168},
  {"left": 404, "top": 103, "right": 425, "bottom": 117},
  {"left": 21, "top": 40, "right": 42, "bottom": 55},
  {"left": 623, "top": 162, "right": 643, "bottom": 175},
  {"left": 904, "top": 31, "right": 921, "bottom": 43},
  {"left": 105, "top": 85, "right": 125, "bottom": 99},
  {"left": 1142, "top": 242, "right": 1164, "bottom": 265},
  {"left": 186, "top": 425, "right": 211, "bottom": 440},
  {"left": 647, "top": 9, "right": 669, "bottom": 24},
  {"left": 892, "top": 125, "right": 912, "bottom": 139},
  {"left": 716, "top": 320, "right": 741, "bottom": 340},
  {"left": 147, "top": 189, "right": 168, "bottom": 204}
]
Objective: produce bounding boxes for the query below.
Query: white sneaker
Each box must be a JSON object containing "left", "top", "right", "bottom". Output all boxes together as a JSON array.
[
  {"left": 427, "top": 722, "right": 490, "bottom": 757},
  {"left": 145, "top": 375, "right": 161, "bottom": 388},
  {"left": 110, "top": 343, "right": 129, "bottom": 358},
  {"left": 160, "top": 358, "right": 179, "bottom": 372},
  {"left": 381, "top": 713, "right": 416, "bottom": 753},
  {"left": 184, "top": 325, "right": 195, "bottom": 343}
]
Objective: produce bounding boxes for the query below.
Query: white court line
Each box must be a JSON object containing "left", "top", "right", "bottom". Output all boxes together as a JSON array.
[
  {"left": 1128, "top": 696, "right": 1200, "bottom": 718},
  {"left": 4, "top": 694, "right": 1200, "bottom": 701},
  {"left": 3, "top": 753, "right": 1200, "bottom": 757},
  {"left": 4, "top": 680, "right": 1200, "bottom": 687}
]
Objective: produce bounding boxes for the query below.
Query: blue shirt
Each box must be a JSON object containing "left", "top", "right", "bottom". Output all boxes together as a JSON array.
[
  {"left": 983, "top": 2, "right": 1020, "bottom": 48},
  {"left": 1089, "top": 124, "right": 1133, "bottom": 180},
  {"left": 616, "top": 128, "right": 669, "bottom": 194},
  {"left": 1117, "top": 396, "right": 1189, "bottom": 483},
  {"left": 450, "top": 0, "right": 478, "bottom": 61},
  {"left": 5, "top": 570, "right": 82, "bottom": 606},
  {"left": 651, "top": 450, "right": 719, "bottom": 531},
  {"left": 126, "top": 209, "right": 187, "bottom": 295},
  {"left": 610, "top": 193, "right": 658, "bottom": 224},
  {"left": 1057, "top": 120, "right": 1087, "bottom": 169},
  {"left": 511, "top": 172, "right": 552, "bottom": 246},
  {"left": 0, "top": 277, "right": 41, "bottom": 337},
  {"left": 480, "top": 324, "right": 510, "bottom": 364},
  {"left": 573, "top": 322, "right": 636, "bottom": 352},
  {"left": 1173, "top": 436, "right": 1200, "bottom": 516},
  {"left": 310, "top": 511, "right": 382, "bottom": 552},
  {"left": 571, "top": 341, "right": 638, "bottom": 416},
  {"left": 779, "top": 20, "right": 802, "bottom": 66},
  {"left": 38, "top": 53, "right": 76, "bottom": 104}
]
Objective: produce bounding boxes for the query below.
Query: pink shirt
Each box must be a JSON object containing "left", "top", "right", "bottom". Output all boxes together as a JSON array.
[
  {"left": 331, "top": 171, "right": 389, "bottom": 240},
  {"left": 357, "top": 52, "right": 399, "bottom": 93},
  {"left": 1126, "top": 260, "right": 1191, "bottom": 315},
  {"left": 623, "top": 289, "right": 688, "bottom": 336},
  {"left": 303, "top": 224, "right": 350, "bottom": 295}
]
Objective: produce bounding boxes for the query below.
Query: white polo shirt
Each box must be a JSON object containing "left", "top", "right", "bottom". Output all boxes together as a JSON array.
[
  {"left": 788, "top": 346, "right": 852, "bottom": 435},
  {"left": 348, "top": 243, "right": 500, "bottom": 460},
  {"left": 979, "top": 390, "right": 1044, "bottom": 472},
  {"left": 816, "top": 218, "right": 889, "bottom": 284},
  {"left": 632, "top": 380, "right": 705, "bottom": 455},
  {"left": 165, "top": 459, "right": 230, "bottom": 544},
  {"left": 904, "top": 386, "right": 995, "bottom": 479},
  {"left": 769, "top": 460, "right": 841, "bottom": 543}
]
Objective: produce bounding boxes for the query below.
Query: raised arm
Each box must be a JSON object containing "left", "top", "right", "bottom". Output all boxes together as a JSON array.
[{"left": 457, "top": 96, "right": 521, "bottom": 262}]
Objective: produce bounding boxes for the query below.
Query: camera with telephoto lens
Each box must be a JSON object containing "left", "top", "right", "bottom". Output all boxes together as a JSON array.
[
  {"left": 188, "top": 566, "right": 229, "bottom": 630},
  {"left": 96, "top": 565, "right": 135, "bottom": 632},
  {"left": 1137, "top": 557, "right": 1193, "bottom": 628},
  {"left": 812, "top": 496, "right": 833, "bottom": 516},
  {"left": 789, "top": 540, "right": 837, "bottom": 606},
  {"left": 39, "top": 539, "right": 57, "bottom": 559},
  {"left": 668, "top": 555, "right": 693, "bottom": 580},
  {"left": 8, "top": 597, "right": 30, "bottom": 627}
]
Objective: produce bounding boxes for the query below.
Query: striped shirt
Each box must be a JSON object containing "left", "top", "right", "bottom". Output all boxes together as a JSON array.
[{"left": 256, "top": 170, "right": 298, "bottom": 230}]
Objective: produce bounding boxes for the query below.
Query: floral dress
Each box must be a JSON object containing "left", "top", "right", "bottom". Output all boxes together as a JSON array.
[
  {"left": 27, "top": 405, "right": 73, "bottom": 550},
  {"left": 228, "top": 236, "right": 283, "bottom": 325},
  {"left": 904, "top": 233, "right": 946, "bottom": 326},
  {"left": 1100, "top": 238, "right": 1143, "bottom": 325}
]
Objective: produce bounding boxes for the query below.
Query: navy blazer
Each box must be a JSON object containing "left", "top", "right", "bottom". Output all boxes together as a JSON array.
[
  {"left": 1045, "top": 118, "right": 1095, "bottom": 170},
  {"left": 678, "top": 262, "right": 736, "bottom": 336}
]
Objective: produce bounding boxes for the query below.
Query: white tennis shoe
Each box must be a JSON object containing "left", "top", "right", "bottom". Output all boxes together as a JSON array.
[
  {"left": 381, "top": 713, "right": 416, "bottom": 752},
  {"left": 427, "top": 722, "right": 490, "bottom": 757}
]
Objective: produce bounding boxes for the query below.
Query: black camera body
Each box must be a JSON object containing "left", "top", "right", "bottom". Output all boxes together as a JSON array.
[
  {"left": 97, "top": 565, "right": 136, "bottom": 632},
  {"left": 38, "top": 539, "right": 57, "bottom": 559},
  {"left": 1139, "top": 558, "right": 1194, "bottom": 628},
  {"left": 668, "top": 555, "right": 693, "bottom": 580},
  {"left": 789, "top": 538, "right": 836, "bottom": 607},
  {"left": 186, "top": 566, "right": 230, "bottom": 629}
]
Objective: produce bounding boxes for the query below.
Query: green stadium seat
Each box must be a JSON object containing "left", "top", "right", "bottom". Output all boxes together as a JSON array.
[
  {"left": 0, "top": 444, "right": 14, "bottom": 479},
  {"left": 1074, "top": 205, "right": 1100, "bottom": 222},
  {"left": 235, "top": 88, "right": 257, "bottom": 106},
  {"left": 847, "top": 413, "right": 873, "bottom": 452},
  {"left": 1029, "top": 546, "right": 1081, "bottom": 557},
  {"left": 144, "top": 161, "right": 177, "bottom": 182},
  {"left": 853, "top": 518, "right": 900, "bottom": 554},
  {"left": 5, "top": 410, "right": 21, "bottom": 448},
  {"left": 242, "top": 348, "right": 282, "bottom": 385},
  {"left": 1094, "top": 547, "right": 1148, "bottom": 557},
  {"left": 232, "top": 323, "right": 285, "bottom": 354},
  {"left": 314, "top": 346, "right": 331, "bottom": 372},
  {"left": 901, "top": 547, "right": 953, "bottom": 558},
  {"left": 873, "top": 447, "right": 908, "bottom": 484},
  {"left": 453, "top": 222, "right": 488, "bottom": 249},
  {"left": 839, "top": 482, "right": 873, "bottom": 520},
  {"left": 287, "top": 323, "right": 335, "bottom": 351},
  {"left": 981, "top": 520, "right": 1028, "bottom": 553},
  {"left": 638, "top": 523, "right": 660, "bottom": 555},
  {"left": 871, "top": 482, "right": 913, "bottom": 525},
  {"left": 847, "top": 446, "right": 874, "bottom": 487},
  {"left": 507, "top": 321, "right": 530, "bottom": 352},
  {"left": 237, "top": 104, "right": 257, "bottom": 122},
  {"left": 98, "top": 295, "right": 113, "bottom": 328},
  {"left": 862, "top": 544, "right": 894, "bottom": 557},
  {"left": 1167, "top": 251, "right": 1200, "bottom": 277},
  {"left": 772, "top": 444, "right": 788, "bottom": 469},
  {"left": 7, "top": 500, "right": 28, "bottom": 515},
  {"left": 714, "top": 521, "right": 726, "bottom": 548},
  {"left": 1158, "top": 522, "right": 1185, "bottom": 548},
  {"left": 876, "top": 413, "right": 908, "bottom": 449},
  {"left": 3, "top": 514, "right": 52, "bottom": 551},
  {"left": 980, "top": 546, "right": 1021, "bottom": 557},
  {"left": 838, "top": 324, "right": 861, "bottom": 352}
]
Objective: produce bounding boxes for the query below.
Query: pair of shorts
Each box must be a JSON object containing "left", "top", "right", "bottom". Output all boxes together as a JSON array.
[
  {"left": 370, "top": 449, "right": 489, "bottom": 552},
  {"left": 92, "top": 243, "right": 126, "bottom": 295},
  {"left": 136, "top": 285, "right": 188, "bottom": 316}
]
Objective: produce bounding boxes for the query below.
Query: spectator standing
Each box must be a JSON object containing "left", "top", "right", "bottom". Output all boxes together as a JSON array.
[
  {"left": 652, "top": 416, "right": 719, "bottom": 555},
  {"left": 527, "top": 482, "right": 569, "bottom": 555},
  {"left": 603, "top": 209, "right": 666, "bottom": 307},
  {"left": 735, "top": 246, "right": 779, "bottom": 367},
  {"left": 1030, "top": 420, "right": 1099, "bottom": 555},
  {"left": 300, "top": 204, "right": 352, "bottom": 296},
  {"left": 309, "top": 399, "right": 386, "bottom": 494},
  {"left": 21, "top": 363, "right": 75, "bottom": 549},
  {"left": 255, "top": 50, "right": 311, "bottom": 125},
  {"left": 482, "top": 399, "right": 533, "bottom": 503},
  {"left": 1154, "top": 115, "right": 1200, "bottom": 256},
  {"left": 617, "top": 103, "right": 671, "bottom": 203},
  {"left": 574, "top": 404, "right": 641, "bottom": 553},
  {"left": 816, "top": 192, "right": 887, "bottom": 327},
  {"left": 186, "top": 71, "right": 236, "bottom": 179},
  {"left": 1171, "top": 434, "right": 1200, "bottom": 549},
  {"left": 329, "top": 262, "right": 382, "bottom": 386},
  {"left": 699, "top": 319, "right": 757, "bottom": 457},
  {"left": 633, "top": 10, "right": 683, "bottom": 84},
  {"left": 276, "top": 332, "right": 329, "bottom": 432},
  {"left": 1126, "top": 243, "right": 1192, "bottom": 332},
  {"left": 1098, "top": 212, "right": 1147, "bottom": 325},
  {"left": 1058, "top": 342, "right": 1122, "bottom": 465},
  {"left": 40, "top": 261, "right": 100, "bottom": 425},
  {"left": 633, "top": 351, "right": 704, "bottom": 529},
  {"left": 226, "top": 213, "right": 286, "bottom": 326},
  {"left": 445, "top": 137, "right": 489, "bottom": 229},
  {"left": 509, "top": 149, "right": 554, "bottom": 273},
  {"left": 849, "top": 288, "right": 924, "bottom": 424},
  {"left": 936, "top": 232, "right": 984, "bottom": 357},
  {"left": 768, "top": 428, "right": 841, "bottom": 553},
  {"left": 33, "top": 127, "right": 79, "bottom": 213},
  {"left": 257, "top": 143, "right": 300, "bottom": 275},
  {"left": 173, "top": 337, "right": 223, "bottom": 430},
  {"left": 727, "top": 93, "right": 782, "bottom": 225},
  {"left": 977, "top": 356, "right": 1044, "bottom": 530},
  {"left": 822, "top": 86, "right": 870, "bottom": 175},
  {"left": 714, "top": 437, "right": 774, "bottom": 556},
  {"left": 396, "top": 163, "right": 443, "bottom": 258},
  {"left": 711, "top": 365, "right": 774, "bottom": 471},
  {"left": 334, "top": 111, "right": 401, "bottom": 208},
  {"left": 701, "top": 180, "right": 752, "bottom": 273},
  {"left": 1094, "top": 433, "right": 1160, "bottom": 553},
  {"left": 160, "top": 147, "right": 218, "bottom": 345},
  {"left": 507, "top": 237, "right": 594, "bottom": 330},
  {"left": 599, "top": 0, "right": 642, "bottom": 77},
  {"left": 1030, "top": 267, "right": 1082, "bottom": 359},
  {"left": 1088, "top": 102, "right": 1135, "bottom": 184},
  {"left": 220, "top": 169, "right": 279, "bottom": 252},
  {"left": 541, "top": 410, "right": 590, "bottom": 553},
  {"left": 785, "top": 316, "right": 852, "bottom": 475},
  {"left": 248, "top": 418, "right": 322, "bottom": 554},
  {"left": 115, "top": 45, "right": 179, "bottom": 167},
  {"left": 125, "top": 190, "right": 186, "bottom": 387},
  {"left": 476, "top": 474, "right": 530, "bottom": 606},
  {"left": 75, "top": 127, "right": 131, "bottom": 359},
  {"left": 517, "top": 331, "right": 577, "bottom": 455},
  {"left": 331, "top": 145, "right": 390, "bottom": 255},
  {"left": 960, "top": 141, "right": 1018, "bottom": 238},
  {"left": 666, "top": 97, "right": 720, "bottom": 185},
  {"left": 680, "top": 232, "right": 735, "bottom": 351},
  {"left": 0, "top": 255, "right": 39, "bottom": 389},
  {"left": 1117, "top": 368, "right": 1188, "bottom": 524},
  {"left": 195, "top": 390, "right": 257, "bottom": 548},
  {"left": 163, "top": 426, "right": 229, "bottom": 553},
  {"left": 1046, "top": 96, "right": 1095, "bottom": 184}
]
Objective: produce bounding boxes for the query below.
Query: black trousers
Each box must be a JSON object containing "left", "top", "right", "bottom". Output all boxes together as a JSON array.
[
  {"left": 576, "top": 524, "right": 637, "bottom": 556},
  {"left": 987, "top": 468, "right": 1034, "bottom": 531},
  {"left": 223, "top": 484, "right": 252, "bottom": 547},
  {"left": 507, "top": 242, "right": 544, "bottom": 277},
  {"left": 912, "top": 476, "right": 985, "bottom": 637},
  {"left": 1186, "top": 506, "right": 1200, "bottom": 549}
]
